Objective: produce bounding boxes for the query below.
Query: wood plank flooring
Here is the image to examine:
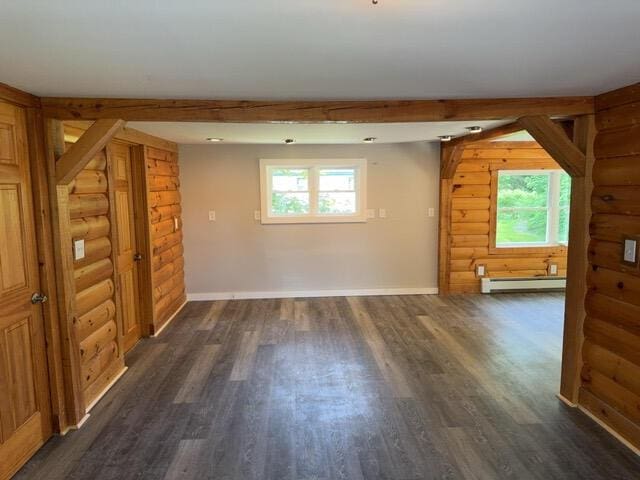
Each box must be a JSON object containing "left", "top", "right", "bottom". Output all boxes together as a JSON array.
[{"left": 16, "top": 293, "right": 640, "bottom": 479}]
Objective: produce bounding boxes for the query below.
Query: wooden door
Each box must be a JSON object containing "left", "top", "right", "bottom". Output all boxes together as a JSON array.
[
  {"left": 108, "top": 143, "right": 141, "bottom": 353},
  {"left": 0, "top": 102, "right": 52, "bottom": 479}
]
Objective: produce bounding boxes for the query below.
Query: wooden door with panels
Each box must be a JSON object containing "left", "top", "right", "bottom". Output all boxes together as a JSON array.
[
  {"left": 0, "top": 102, "right": 52, "bottom": 479},
  {"left": 107, "top": 142, "right": 142, "bottom": 353}
]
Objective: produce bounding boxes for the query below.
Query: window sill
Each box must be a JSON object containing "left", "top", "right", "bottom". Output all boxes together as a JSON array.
[
  {"left": 488, "top": 244, "right": 568, "bottom": 256},
  {"left": 261, "top": 214, "right": 367, "bottom": 225}
]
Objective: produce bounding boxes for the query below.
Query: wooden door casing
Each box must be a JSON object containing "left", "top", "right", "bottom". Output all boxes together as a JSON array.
[
  {"left": 108, "top": 143, "right": 141, "bottom": 353},
  {"left": 0, "top": 101, "right": 52, "bottom": 479}
]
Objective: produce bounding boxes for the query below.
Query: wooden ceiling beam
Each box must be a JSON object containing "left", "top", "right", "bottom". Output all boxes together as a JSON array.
[
  {"left": 447, "top": 121, "right": 523, "bottom": 148},
  {"left": 517, "top": 115, "right": 586, "bottom": 177},
  {"left": 0, "top": 81, "right": 40, "bottom": 108},
  {"left": 40, "top": 96, "right": 594, "bottom": 123},
  {"left": 55, "top": 119, "right": 125, "bottom": 185}
]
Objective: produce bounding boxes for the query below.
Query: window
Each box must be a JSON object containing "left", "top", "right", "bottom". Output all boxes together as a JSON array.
[
  {"left": 260, "top": 159, "right": 367, "bottom": 223},
  {"left": 495, "top": 170, "right": 571, "bottom": 248}
]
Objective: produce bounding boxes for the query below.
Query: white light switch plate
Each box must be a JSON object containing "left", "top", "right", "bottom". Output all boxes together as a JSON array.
[
  {"left": 378, "top": 208, "right": 387, "bottom": 218},
  {"left": 74, "top": 239, "right": 85, "bottom": 261},
  {"left": 624, "top": 238, "right": 637, "bottom": 263},
  {"left": 549, "top": 263, "right": 558, "bottom": 275},
  {"left": 476, "top": 264, "right": 485, "bottom": 277},
  {"left": 428, "top": 207, "right": 435, "bottom": 218},
  {"left": 254, "top": 210, "right": 261, "bottom": 221},
  {"left": 208, "top": 210, "right": 216, "bottom": 222}
]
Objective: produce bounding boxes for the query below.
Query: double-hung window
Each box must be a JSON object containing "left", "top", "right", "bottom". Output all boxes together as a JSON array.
[
  {"left": 495, "top": 169, "right": 571, "bottom": 248},
  {"left": 260, "top": 159, "right": 367, "bottom": 224}
]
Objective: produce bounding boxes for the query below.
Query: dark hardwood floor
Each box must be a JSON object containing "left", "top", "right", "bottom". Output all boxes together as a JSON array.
[{"left": 17, "top": 293, "right": 640, "bottom": 479}]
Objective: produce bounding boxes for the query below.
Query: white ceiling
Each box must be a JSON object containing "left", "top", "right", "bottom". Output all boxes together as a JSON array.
[
  {"left": 2, "top": 1, "right": 639, "bottom": 100},
  {"left": 130, "top": 120, "right": 511, "bottom": 144}
]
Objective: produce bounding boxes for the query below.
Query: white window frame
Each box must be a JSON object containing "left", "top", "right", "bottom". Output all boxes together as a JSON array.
[
  {"left": 495, "top": 169, "right": 569, "bottom": 248},
  {"left": 260, "top": 158, "right": 367, "bottom": 224}
]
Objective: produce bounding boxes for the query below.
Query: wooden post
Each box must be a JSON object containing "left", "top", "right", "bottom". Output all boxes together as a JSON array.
[
  {"left": 44, "top": 119, "right": 87, "bottom": 428},
  {"left": 438, "top": 176, "right": 453, "bottom": 295},
  {"left": 25, "top": 108, "right": 69, "bottom": 432},
  {"left": 560, "top": 114, "right": 596, "bottom": 404}
]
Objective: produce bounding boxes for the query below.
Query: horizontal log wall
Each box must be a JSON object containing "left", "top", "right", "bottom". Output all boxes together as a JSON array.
[
  {"left": 146, "top": 146, "right": 186, "bottom": 332},
  {"left": 580, "top": 82, "right": 640, "bottom": 450},
  {"left": 65, "top": 139, "right": 124, "bottom": 409},
  {"left": 448, "top": 142, "right": 568, "bottom": 293}
]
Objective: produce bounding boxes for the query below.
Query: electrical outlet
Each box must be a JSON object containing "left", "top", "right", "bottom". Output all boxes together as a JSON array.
[
  {"left": 366, "top": 209, "right": 375, "bottom": 219},
  {"left": 476, "top": 264, "right": 486, "bottom": 277},
  {"left": 548, "top": 263, "right": 558, "bottom": 276},
  {"left": 623, "top": 237, "right": 638, "bottom": 265},
  {"left": 378, "top": 208, "right": 387, "bottom": 218},
  {"left": 208, "top": 210, "right": 216, "bottom": 222},
  {"left": 73, "top": 239, "right": 85, "bottom": 260}
]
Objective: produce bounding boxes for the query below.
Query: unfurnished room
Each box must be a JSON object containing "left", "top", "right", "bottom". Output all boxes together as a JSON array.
[{"left": 1, "top": 1, "right": 640, "bottom": 479}]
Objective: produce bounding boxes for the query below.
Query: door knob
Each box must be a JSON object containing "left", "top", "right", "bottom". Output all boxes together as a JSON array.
[
  {"left": 133, "top": 253, "right": 143, "bottom": 262},
  {"left": 31, "top": 292, "right": 48, "bottom": 304}
]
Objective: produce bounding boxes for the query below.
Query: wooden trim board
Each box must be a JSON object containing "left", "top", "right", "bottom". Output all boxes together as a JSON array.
[
  {"left": 150, "top": 300, "right": 187, "bottom": 337},
  {"left": 84, "top": 366, "right": 128, "bottom": 413}
]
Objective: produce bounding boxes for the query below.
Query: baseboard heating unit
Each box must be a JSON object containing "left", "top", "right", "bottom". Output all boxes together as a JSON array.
[{"left": 481, "top": 277, "right": 567, "bottom": 293}]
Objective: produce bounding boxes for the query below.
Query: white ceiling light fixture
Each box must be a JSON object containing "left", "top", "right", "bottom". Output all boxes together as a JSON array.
[
  {"left": 206, "top": 137, "right": 223, "bottom": 142},
  {"left": 363, "top": 137, "right": 377, "bottom": 143},
  {"left": 466, "top": 126, "right": 483, "bottom": 134},
  {"left": 438, "top": 135, "right": 453, "bottom": 142}
]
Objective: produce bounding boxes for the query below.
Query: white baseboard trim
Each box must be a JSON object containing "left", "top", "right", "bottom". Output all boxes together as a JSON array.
[{"left": 187, "top": 287, "right": 438, "bottom": 301}]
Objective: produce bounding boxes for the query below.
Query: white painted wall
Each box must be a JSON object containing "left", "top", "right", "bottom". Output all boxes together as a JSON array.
[{"left": 179, "top": 142, "right": 440, "bottom": 299}]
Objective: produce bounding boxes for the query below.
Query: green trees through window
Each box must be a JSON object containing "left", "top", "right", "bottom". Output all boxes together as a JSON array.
[{"left": 496, "top": 170, "right": 571, "bottom": 247}]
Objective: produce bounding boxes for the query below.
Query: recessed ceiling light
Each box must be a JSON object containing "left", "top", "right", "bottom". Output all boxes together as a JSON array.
[
  {"left": 206, "top": 137, "right": 223, "bottom": 142},
  {"left": 466, "top": 126, "right": 483, "bottom": 134},
  {"left": 284, "top": 138, "right": 296, "bottom": 144},
  {"left": 438, "top": 135, "right": 453, "bottom": 142},
  {"left": 363, "top": 137, "right": 377, "bottom": 143}
]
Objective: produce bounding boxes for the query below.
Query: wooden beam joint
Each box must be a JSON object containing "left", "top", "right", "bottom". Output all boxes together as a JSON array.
[
  {"left": 56, "top": 119, "right": 125, "bottom": 185},
  {"left": 518, "top": 115, "right": 586, "bottom": 177},
  {"left": 440, "top": 144, "right": 464, "bottom": 179}
]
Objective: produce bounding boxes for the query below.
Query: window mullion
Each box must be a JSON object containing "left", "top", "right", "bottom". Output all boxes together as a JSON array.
[
  {"left": 548, "top": 172, "right": 560, "bottom": 244},
  {"left": 309, "top": 166, "right": 318, "bottom": 216}
]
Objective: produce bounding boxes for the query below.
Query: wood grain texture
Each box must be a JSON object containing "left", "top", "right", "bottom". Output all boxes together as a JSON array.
[
  {"left": 518, "top": 116, "right": 586, "bottom": 177},
  {"left": 60, "top": 124, "right": 124, "bottom": 411},
  {"left": 15, "top": 294, "right": 640, "bottom": 479},
  {"left": 40, "top": 95, "right": 595, "bottom": 122},
  {"left": 560, "top": 114, "right": 595, "bottom": 404},
  {"left": 145, "top": 146, "right": 186, "bottom": 332},
  {"left": 64, "top": 120, "right": 178, "bottom": 153},
  {"left": 444, "top": 141, "right": 567, "bottom": 293},
  {"left": 0, "top": 81, "right": 40, "bottom": 108},
  {"left": 0, "top": 100, "right": 52, "bottom": 480},
  {"left": 580, "top": 82, "right": 640, "bottom": 451},
  {"left": 55, "top": 119, "right": 125, "bottom": 185}
]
